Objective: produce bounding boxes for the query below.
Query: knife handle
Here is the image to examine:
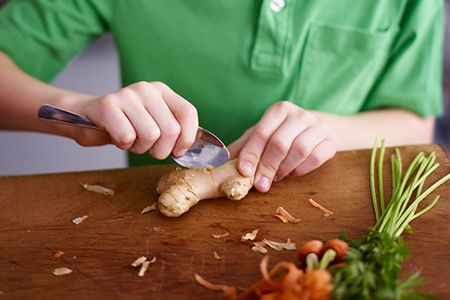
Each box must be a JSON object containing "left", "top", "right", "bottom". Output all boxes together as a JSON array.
[{"left": 38, "top": 104, "right": 101, "bottom": 130}]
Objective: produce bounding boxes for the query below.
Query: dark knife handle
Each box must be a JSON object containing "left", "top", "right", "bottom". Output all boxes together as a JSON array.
[{"left": 38, "top": 104, "right": 100, "bottom": 130}]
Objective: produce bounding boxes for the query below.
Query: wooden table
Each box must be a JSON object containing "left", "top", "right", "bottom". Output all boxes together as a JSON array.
[{"left": 1, "top": 145, "right": 449, "bottom": 299}]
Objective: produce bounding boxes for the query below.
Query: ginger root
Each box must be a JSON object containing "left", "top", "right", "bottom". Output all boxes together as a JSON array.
[{"left": 156, "top": 160, "right": 253, "bottom": 217}]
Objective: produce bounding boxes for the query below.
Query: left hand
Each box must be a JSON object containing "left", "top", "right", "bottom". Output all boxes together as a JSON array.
[{"left": 229, "top": 101, "right": 336, "bottom": 193}]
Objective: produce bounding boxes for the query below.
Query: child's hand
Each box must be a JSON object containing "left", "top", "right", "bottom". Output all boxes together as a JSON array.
[
  {"left": 229, "top": 101, "right": 336, "bottom": 193},
  {"left": 65, "top": 81, "right": 198, "bottom": 159}
]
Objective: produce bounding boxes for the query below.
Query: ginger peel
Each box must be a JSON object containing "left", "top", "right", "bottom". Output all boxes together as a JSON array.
[{"left": 156, "top": 160, "right": 253, "bottom": 217}]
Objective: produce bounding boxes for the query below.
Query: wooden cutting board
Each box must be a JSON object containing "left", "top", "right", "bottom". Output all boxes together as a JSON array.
[{"left": 0, "top": 144, "right": 449, "bottom": 299}]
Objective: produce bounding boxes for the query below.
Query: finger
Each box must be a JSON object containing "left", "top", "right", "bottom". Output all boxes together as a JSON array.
[
  {"left": 254, "top": 117, "right": 309, "bottom": 192},
  {"left": 152, "top": 82, "right": 198, "bottom": 157},
  {"left": 130, "top": 82, "right": 181, "bottom": 160},
  {"left": 275, "top": 123, "right": 328, "bottom": 181},
  {"left": 228, "top": 127, "right": 254, "bottom": 159},
  {"left": 117, "top": 90, "right": 161, "bottom": 154},
  {"left": 290, "top": 139, "right": 336, "bottom": 177},
  {"left": 237, "top": 102, "right": 290, "bottom": 178},
  {"left": 95, "top": 96, "right": 137, "bottom": 150}
]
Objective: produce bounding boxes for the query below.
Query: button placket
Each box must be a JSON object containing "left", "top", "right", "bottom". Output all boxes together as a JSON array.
[{"left": 251, "top": 0, "right": 291, "bottom": 75}]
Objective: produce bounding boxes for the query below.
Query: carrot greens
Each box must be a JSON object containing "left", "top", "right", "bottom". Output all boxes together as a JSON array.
[{"left": 332, "top": 140, "right": 450, "bottom": 300}]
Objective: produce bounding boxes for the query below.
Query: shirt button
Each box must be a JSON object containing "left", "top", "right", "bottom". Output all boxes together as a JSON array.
[{"left": 270, "top": 0, "right": 285, "bottom": 13}]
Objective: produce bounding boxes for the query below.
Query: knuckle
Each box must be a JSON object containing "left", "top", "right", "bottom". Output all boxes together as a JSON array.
[
  {"left": 150, "top": 127, "right": 162, "bottom": 141},
  {"left": 114, "top": 132, "right": 136, "bottom": 149},
  {"left": 131, "top": 144, "right": 147, "bottom": 155},
  {"left": 175, "top": 102, "right": 198, "bottom": 123},
  {"left": 293, "top": 107, "right": 306, "bottom": 117},
  {"left": 164, "top": 123, "right": 181, "bottom": 138},
  {"left": 240, "top": 149, "right": 260, "bottom": 164},
  {"left": 275, "top": 101, "right": 292, "bottom": 111},
  {"left": 259, "top": 161, "right": 278, "bottom": 176},
  {"left": 182, "top": 103, "right": 198, "bottom": 118},
  {"left": 117, "top": 87, "right": 137, "bottom": 101},
  {"left": 130, "top": 81, "right": 160, "bottom": 98},
  {"left": 150, "top": 148, "right": 170, "bottom": 160},
  {"left": 150, "top": 81, "right": 167, "bottom": 88},
  {"left": 140, "top": 128, "right": 161, "bottom": 145},
  {"left": 178, "top": 134, "right": 196, "bottom": 150},
  {"left": 270, "top": 101, "right": 296, "bottom": 114},
  {"left": 149, "top": 81, "right": 168, "bottom": 92},
  {"left": 131, "top": 81, "right": 150, "bottom": 91},
  {"left": 98, "top": 95, "right": 116, "bottom": 108},
  {"left": 253, "top": 127, "right": 271, "bottom": 142},
  {"left": 269, "top": 137, "right": 290, "bottom": 156},
  {"left": 95, "top": 97, "right": 116, "bottom": 120},
  {"left": 293, "top": 139, "right": 309, "bottom": 159}
]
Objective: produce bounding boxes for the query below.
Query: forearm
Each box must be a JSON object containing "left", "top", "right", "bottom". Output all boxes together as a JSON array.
[
  {"left": 314, "top": 109, "right": 435, "bottom": 151},
  {"left": 0, "top": 52, "right": 93, "bottom": 135}
]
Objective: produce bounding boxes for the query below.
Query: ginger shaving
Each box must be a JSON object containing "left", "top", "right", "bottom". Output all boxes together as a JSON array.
[
  {"left": 54, "top": 251, "right": 64, "bottom": 258},
  {"left": 252, "top": 241, "right": 268, "bottom": 254},
  {"left": 212, "top": 231, "right": 230, "bottom": 239},
  {"left": 274, "top": 214, "right": 289, "bottom": 223},
  {"left": 194, "top": 274, "right": 237, "bottom": 298},
  {"left": 131, "top": 256, "right": 147, "bottom": 267},
  {"left": 259, "top": 255, "right": 274, "bottom": 285},
  {"left": 274, "top": 207, "right": 301, "bottom": 223},
  {"left": 72, "top": 215, "right": 89, "bottom": 225},
  {"left": 213, "top": 251, "right": 222, "bottom": 260},
  {"left": 241, "top": 229, "right": 259, "bottom": 241},
  {"left": 53, "top": 267, "right": 72, "bottom": 276},
  {"left": 263, "top": 238, "right": 297, "bottom": 251},
  {"left": 81, "top": 184, "right": 114, "bottom": 196},
  {"left": 141, "top": 203, "right": 157, "bottom": 215},
  {"left": 309, "top": 198, "right": 334, "bottom": 217},
  {"left": 138, "top": 261, "right": 150, "bottom": 277}
]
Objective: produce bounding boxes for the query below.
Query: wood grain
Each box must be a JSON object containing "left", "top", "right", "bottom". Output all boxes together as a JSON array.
[{"left": 0, "top": 145, "right": 449, "bottom": 299}]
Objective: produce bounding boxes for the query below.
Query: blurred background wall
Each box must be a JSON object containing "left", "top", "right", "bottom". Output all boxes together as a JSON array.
[{"left": 0, "top": 1, "right": 449, "bottom": 175}]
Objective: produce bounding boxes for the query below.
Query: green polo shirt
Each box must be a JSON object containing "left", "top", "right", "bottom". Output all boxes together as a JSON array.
[{"left": 0, "top": 0, "right": 444, "bottom": 166}]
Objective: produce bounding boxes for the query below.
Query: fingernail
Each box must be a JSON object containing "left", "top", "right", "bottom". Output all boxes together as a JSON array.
[
  {"left": 174, "top": 149, "right": 187, "bottom": 157},
  {"left": 257, "top": 176, "right": 270, "bottom": 192},
  {"left": 240, "top": 160, "right": 254, "bottom": 177}
]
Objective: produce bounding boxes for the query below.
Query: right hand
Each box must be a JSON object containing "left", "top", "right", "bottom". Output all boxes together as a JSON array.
[{"left": 62, "top": 81, "right": 198, "bottom": 159}]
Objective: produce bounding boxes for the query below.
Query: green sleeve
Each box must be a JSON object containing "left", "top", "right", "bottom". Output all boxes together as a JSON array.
[
  {"left": 0, "top": 0, "right": 115, "bottom": 82},
  {"left": 363, "top": 0, "right": 444, "bottom": 117}
]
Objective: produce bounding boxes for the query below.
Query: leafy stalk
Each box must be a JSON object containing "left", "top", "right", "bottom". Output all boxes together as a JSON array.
[
  {"left": 370, "top": 140, "right": 380, "bottom": 221},
  {"left": 378, "top": 140, "right": 386, "bottom": 213},
  {"left": 332, "top": 140, "right": 449, "bottom": 299}
]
